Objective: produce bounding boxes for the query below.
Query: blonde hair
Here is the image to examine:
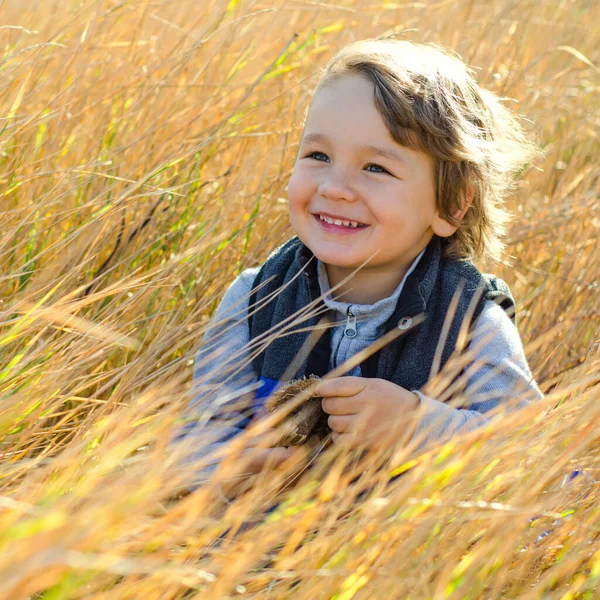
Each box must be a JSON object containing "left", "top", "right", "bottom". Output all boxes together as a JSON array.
[{"left": 312, "top": 39, "right": 537, "bottom": 264}]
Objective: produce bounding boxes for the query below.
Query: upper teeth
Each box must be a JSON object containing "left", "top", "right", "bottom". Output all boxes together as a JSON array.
[{"left": 319, "top": 215, "right": 363, "bottom": 228}]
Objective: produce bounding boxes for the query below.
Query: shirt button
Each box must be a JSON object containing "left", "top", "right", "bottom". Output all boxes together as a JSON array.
[{"left": 397, "top": 316, "right": 413, "bottom": 330}]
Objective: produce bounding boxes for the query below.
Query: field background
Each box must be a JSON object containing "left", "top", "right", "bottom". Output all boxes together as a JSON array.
[{"left": 0, "top": 0, "right": 599, "bottom": 598}]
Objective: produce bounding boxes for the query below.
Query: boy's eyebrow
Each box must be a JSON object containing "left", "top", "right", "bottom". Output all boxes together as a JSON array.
[
  {"left": 300, "top": 132, "right": 329, "bottom": 147},
  {"left": 362, "top": 144, "right": 409, "bottom": 168},
  {"left": 300, "top": 132, "right": 409, "bottom": 167}
]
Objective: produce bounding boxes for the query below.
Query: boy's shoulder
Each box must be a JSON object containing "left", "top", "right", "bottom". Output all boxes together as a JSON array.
[
  {"left": 215, "top": 267, "right": 261, "bottom": 316},
  {"left": 440, "top": 255, "right": 498, "bottom": 284},
  {"left": 438, "top": 255, "right": 509, "bottom": 292},
  {"left": 226, "top": 267, "right": 261, "bottom": 296},
  {"left": 217, "top": 238, "right": 306, "bottom": 318},
  {"left": 439, "top": 257, "right": 515, "bottom": 322}
]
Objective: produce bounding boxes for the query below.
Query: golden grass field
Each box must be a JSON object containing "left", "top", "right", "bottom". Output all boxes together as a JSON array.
[{"left": 0, "top": 0, "right": 599, "bottom": 597}]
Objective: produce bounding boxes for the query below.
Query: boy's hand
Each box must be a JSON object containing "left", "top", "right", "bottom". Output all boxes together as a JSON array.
[
  {"left": 315, "top": 377, "right": 420, "bottom": 449},
  {"left": 244, "top": 445, "right": 306, "bottom": 474},
  {"left": 219, "top": 446, "right": 306, "bottom": 500},
  {"left": 246, "top": 408, "right": 306, "bottom": 472}
]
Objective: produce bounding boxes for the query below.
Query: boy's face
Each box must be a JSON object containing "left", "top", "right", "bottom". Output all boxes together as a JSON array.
[{"left": 288, "top": 74, "right": 458, "bottom": 287}]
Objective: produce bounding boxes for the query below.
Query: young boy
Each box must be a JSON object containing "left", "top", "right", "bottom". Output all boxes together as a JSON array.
[{"left": 175, "top": 39, "right": 543, "bottom": 496}]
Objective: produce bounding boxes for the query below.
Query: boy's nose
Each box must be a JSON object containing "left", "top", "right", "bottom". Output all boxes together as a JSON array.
[{"left": 318, "top": 174, "right": 357, "bottom": 202}]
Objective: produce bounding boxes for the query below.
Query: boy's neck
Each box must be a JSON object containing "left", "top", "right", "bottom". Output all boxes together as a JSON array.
[{"left": 324, "top": 263, "right": 411, "bottom": 305}]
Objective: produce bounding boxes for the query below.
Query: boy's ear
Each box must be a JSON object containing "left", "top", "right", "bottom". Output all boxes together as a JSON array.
[
  {"left": 432, "top": 186, "right": 474, "bottom": 238},
  {"left": 451, "top": 204, "right": 469, "bottom": 223},
  {"left": 453, "top": 185, "right": 474, "bottom": 222}
]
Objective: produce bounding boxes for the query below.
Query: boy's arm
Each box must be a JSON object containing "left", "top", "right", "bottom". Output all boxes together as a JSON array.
[
  {"left": 170, "top": 268, "right": 260, "bottom": 488},
  {"left": 410, "top": 300, "right": 543, "bottom": 449}
]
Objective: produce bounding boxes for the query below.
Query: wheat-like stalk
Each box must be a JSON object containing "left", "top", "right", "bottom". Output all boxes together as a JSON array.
[{"left": 0, "top": 0, "right": 598, "bottom": 597}]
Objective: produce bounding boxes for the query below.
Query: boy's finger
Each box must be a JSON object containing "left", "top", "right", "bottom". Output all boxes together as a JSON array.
[
  {"left": 286, "top": 445, "right": 308, "bottom": 463},
  {"left": 331, "top": 432, "right": 355, "bottom": 446},
  {"left": 246, "top": 447, "right": 293, "bottom": 472},
  {"left": 315, "top": 376, "right": 366, "bottom": 398},
  {"left": 265, "top": 447, "right": 294, "bottom": 465},
  {"left": 327, "top": 414, "right": 355, "bottom": 433},
  {"left": 322, "top": 395, "right": 364, "bottom": 415}
]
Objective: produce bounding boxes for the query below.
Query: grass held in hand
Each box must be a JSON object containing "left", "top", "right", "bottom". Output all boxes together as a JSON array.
[{"left": 265, "top": 375, "right": 331, "bottom": 447}]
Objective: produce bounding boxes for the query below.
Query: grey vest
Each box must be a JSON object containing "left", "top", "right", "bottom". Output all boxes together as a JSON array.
[{"left": 248, "top": 236, "right": 515, "bottom": 398}]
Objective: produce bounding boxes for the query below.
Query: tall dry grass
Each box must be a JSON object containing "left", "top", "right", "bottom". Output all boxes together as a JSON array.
[{"left": 0, "top": 0, "right": 598, "bottom": 597}]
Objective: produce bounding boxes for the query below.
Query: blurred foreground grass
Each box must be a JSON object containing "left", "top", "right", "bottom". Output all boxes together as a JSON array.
[{"left": 0, "top": 0, "right": 599, "bottom": 598}]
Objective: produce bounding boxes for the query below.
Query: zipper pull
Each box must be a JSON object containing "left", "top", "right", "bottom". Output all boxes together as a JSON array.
[{"left": 344, "top": 307, "right": 357, "bottom": 338}]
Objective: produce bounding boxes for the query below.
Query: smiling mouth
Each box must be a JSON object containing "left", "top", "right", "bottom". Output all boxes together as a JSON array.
[{"left": 315, "top": 214, "right": 368, "bottom": 228}]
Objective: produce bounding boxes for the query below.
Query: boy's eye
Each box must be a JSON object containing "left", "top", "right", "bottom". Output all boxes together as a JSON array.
[
  {"left": 304, "top": 153, "right": 391, "bottom": 175},
  {"left": 307, "top": 151, "right": 329, "bottom": 162},
  {"left": 365, "top": 163, "right": 390, "bottom": 174}
]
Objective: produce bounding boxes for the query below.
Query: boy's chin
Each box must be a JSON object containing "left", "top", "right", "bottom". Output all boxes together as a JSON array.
[
  {"left": 295, "top": 232, "right": 370, "bottom": 268},
  {"left": 311, "top": 251, "right": 365, "bottom": 271}
]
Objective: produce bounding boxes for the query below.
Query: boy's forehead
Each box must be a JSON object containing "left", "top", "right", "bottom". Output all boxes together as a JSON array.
[
  {"left": 301, "top": 78, "right": 412, "bottom": 153},
  {"left": 309, "top": 74, "right": 375, "bottom": 112},
  {"left": 301, "top": 74, "right": 429, "bottom": 163},
  {"left": 303, "top": 76, "right": 388, "bottom": 137}
]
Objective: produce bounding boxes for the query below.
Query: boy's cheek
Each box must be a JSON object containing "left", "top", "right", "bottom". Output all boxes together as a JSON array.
[
  {"left": 287, "top": 167, "right": 300, "bottom": 198},
  {"left": 287, "top": 166, "right": 313, "bottom": 206}
]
